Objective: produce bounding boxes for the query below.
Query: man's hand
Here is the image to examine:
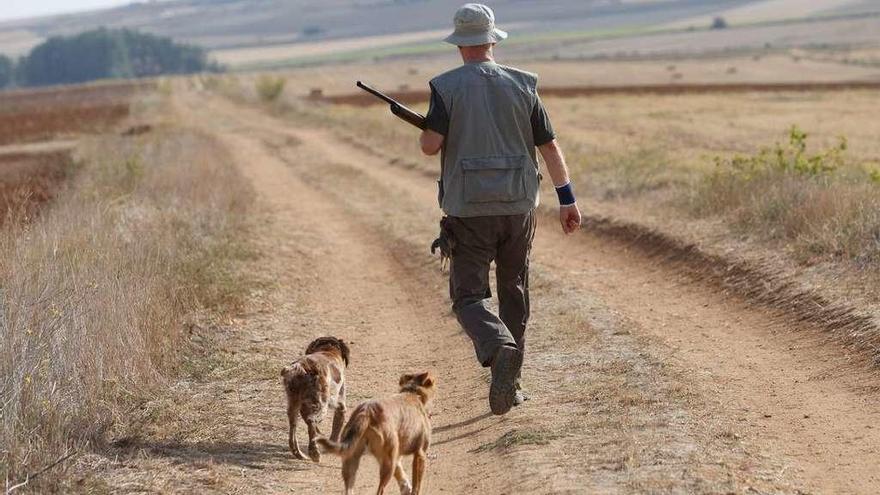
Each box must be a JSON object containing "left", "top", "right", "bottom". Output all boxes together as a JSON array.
[
  {"left": 420, "top": 129, "right": 444, "bottom": 156},
  {"left": 559, "top": 204, "right": 582, "bottom": 234}
]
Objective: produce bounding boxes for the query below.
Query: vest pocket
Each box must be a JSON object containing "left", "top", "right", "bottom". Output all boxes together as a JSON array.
[{"left": 461, "top": 156, "right": 527, "bottom": 203}]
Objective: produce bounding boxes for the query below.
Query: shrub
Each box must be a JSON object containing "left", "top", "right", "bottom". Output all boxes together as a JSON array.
[
  {"left": 0, "top": 55, "right": 13, "bottom": 88},
  {"left": 255, "top": 75, "right": 286, "bottom": 103},
  {"left": 712, "top": 126, "right": 846, "bottom": 180},
  {"left": 690, "top": 126, "right": 880, "bottom": 264},
  {"left": 711, "top": 17, "right": 728, "bottom": 29},
  {"left": 302, "top": 25, "right": 324, "bottom": 37}
]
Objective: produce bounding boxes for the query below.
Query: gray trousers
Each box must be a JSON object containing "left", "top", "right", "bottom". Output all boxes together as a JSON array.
[{"left": 447, "top": 210, "right": 537, "bottom": 367}]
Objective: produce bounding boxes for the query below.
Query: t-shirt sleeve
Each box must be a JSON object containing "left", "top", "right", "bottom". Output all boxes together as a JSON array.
[
  {"left": 531, "top": 97, "right": 556, "bottom": 147},
  {"left": 424, "top": 83, "right": 449, "bottom": 136}
]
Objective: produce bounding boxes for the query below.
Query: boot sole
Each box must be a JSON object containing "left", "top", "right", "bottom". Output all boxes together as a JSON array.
[{"left": 489, "top": 346, "right": 523, "bottom": 415}]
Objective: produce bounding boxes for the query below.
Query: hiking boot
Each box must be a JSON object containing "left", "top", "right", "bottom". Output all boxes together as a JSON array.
[{"left": 489, "top": 345, "right": 523, "bottom": 415}]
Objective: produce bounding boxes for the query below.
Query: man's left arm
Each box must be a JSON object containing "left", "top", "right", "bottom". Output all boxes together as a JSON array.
[{"left": 420, "top": 83, "right": 447, "bottom": 155}]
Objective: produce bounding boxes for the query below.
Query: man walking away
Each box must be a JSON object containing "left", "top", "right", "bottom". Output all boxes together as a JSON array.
[{"left": 419, "top": 3, "right": 582, "bottom": 415}]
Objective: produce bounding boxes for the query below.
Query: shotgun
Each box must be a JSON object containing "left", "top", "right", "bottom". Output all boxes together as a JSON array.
[{"left": 356, "top": 81, "right": 426, "bottom": 130}]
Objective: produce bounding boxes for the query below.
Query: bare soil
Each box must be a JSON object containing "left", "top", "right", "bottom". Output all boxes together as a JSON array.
[
  {"left": 319, "top": 81, "right": 880, "bottom": 107},
  {"left": 0, "top": 82, "right": 150, "bottom": 145},
  {"left": 276, "top": 54, "right": 880, "bottom": 100},
  {"left": 0, "top": 143, "right": 73, "bottom": 219},
  {"left": 74, "top": 88, "right": 880, "bottom": 494}
]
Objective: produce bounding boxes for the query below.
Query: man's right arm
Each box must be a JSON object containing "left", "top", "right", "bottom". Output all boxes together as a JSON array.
[
  {"left": 420, "top": 130, "right": 444, "bottom": 156},
  {"left": 420, "top": 83, "right": 448, "bottom": 156}
]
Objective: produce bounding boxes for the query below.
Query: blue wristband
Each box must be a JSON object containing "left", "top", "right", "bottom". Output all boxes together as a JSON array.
[{"left": 555, "top": 181, "right": 576, "bottom": 206}]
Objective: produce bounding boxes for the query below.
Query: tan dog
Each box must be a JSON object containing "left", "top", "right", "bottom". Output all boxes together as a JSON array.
[
  {"left": 318, "top": 372, "right": 435, "bottom": 495},
  {"left": 281, "top": 336, "right": 350, "bottom": 462}
]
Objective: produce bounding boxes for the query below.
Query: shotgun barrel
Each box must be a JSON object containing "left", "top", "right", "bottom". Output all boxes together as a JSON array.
[{"left": 356, "top": 81, "right": 426, "bottom": 130}]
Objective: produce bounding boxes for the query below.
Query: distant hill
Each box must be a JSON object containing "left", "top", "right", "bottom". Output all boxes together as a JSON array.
[
  {"left": 1, "top": 0, "right": 876, "bottom": 70},
  {"left": 0, "top": 0, "right": 753, "bottom": 56}
]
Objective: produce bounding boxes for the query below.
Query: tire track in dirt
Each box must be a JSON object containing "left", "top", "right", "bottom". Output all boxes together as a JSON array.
[
  {"left": 236, "top": 100, "right": 880, "bottom": 494},
  {"left": 213, "top": 103, "right": 805, "bottom": 493},
  {"left": 214, "top": 131, "right": 513, "bottom": 494}
]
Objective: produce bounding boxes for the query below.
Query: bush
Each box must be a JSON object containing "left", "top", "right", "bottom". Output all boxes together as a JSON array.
[
  {"left": 302, "top": 25, "right": 324, "bottom": 37},
  {"left": 255, "top": 75, "right": 286, "bottom": 103},
  {"left": 711, "top": 17, "right": 728, "bottom": 29},
  {"left": 712, "top": 126, "right": 846, "bottom": 180},
  {"left": 0, "top": 55, "right": 13, "bottom": 88},
  {"left": 690, "top": 126, "right": 880, "bottom": 263}
]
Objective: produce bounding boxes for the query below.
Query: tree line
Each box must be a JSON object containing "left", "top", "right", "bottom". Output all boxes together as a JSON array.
[{"left": 0, "top": 28, "right": 221, "bottom": 89}]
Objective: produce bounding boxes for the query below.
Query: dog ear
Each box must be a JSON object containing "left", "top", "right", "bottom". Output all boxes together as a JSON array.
[
  {"left": 399, "top": 373, "right": 414, "bottom": 386},
  {"left": 337, "top": 339, "right": 350, "bottom": 367},
  {"left": 416, "top": 372, "right": 434, "bottom": 388}
]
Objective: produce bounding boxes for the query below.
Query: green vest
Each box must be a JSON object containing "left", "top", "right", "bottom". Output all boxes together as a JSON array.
[{"left": 431, "top": 62, "right": 541, "bottom": 217}]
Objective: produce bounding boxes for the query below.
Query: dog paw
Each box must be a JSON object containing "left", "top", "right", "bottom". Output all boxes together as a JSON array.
[
  {"left": 308, "top": 444, "right": 321, "bottom": 463},
  {"left": 400, "top": 485, "right": 413, "bottom": 495},
  {"left": 290, "top": 449, "right": 307, "bottom": 460}
]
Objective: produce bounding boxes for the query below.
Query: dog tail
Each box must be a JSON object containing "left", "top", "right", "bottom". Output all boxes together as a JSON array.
[{"left": 317, "top": 404, "right": 371, "bottom": 458}]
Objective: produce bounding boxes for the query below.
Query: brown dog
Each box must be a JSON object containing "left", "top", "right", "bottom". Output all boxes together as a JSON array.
[
  {"left": 318, "top": 372, "right": 435, "bottom": 495},
  {"left": 281, "top": 336, "right": 350, "bottom": 462}
]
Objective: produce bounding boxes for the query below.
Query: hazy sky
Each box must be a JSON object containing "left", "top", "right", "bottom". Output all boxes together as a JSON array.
[{"left": 1, "top": 0, "right": 130, "bottom": 21}]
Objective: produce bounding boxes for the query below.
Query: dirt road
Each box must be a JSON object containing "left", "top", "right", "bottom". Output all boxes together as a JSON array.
[{"left": 88, "top": 90, "right": 880, "bottom": 494}]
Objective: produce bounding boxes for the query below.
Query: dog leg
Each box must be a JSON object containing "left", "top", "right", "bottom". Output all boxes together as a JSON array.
[
  {"left": 331, "top": 404, "right": 346, "bottom": 442},
  {"left": 306, "top": 418, "right": 321, "bottom": 463},
  {"left": 394, "top": 459, "right": 412, "bottom": 495},
  {"left": 377, "top": 457, "right": 395, "bottom": 495},
  {"left": 411, "top": 450, "right": 427, "bottom": 495},
  {"left": 287, "top": 402, "right": 306, "bottom": 460},
  {"left": 331, "top": 383, "right": 347, "bottom": 442}
]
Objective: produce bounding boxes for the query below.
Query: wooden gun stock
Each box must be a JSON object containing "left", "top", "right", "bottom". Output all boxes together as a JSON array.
[{"left": 356, "top": 81, "right": 426, "bottom": 130}]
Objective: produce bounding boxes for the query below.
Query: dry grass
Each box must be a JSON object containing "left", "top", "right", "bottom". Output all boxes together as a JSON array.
[
  {"left": 0, "top": 126, "right": 252, "bottom": 490},
  {"left": 689, "top": 126, "right": 880, "bottom": 264},
  {"left": 254, "top": 75, "right": 286, "bottom": 103},
  {"left": 469, "top": 429, "right": 564, "bottom": 454},
  {"left": 220, "top": 74, "right": 880, "bottom": 279},
  {"left": 542, "top": 91, "right": 880, "bottom": 267}
]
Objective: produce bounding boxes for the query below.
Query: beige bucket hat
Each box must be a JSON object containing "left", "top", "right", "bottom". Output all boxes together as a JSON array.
[{"left": 443, "top": 3, "right": 508, "bottom": 47}]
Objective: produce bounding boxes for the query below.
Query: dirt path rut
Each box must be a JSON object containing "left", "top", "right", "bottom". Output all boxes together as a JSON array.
[{"left": 90, "top": 91, "right": 880, "bottom": 494}]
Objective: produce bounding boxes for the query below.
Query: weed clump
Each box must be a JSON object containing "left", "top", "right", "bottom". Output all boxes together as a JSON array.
[
  {"left": 691, "top": 126, "right": 880, "bottom": 264},
  {"left": 255, "top": 75, "right": 286, "bottom": 103},
  {"left": 712, "top": 125, "right": 846, "bottom": 179}
]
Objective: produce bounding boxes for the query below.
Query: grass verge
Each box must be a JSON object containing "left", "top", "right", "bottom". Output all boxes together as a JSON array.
[{"left": 0, "top": 125, "right": 253, "bottom": 490}]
